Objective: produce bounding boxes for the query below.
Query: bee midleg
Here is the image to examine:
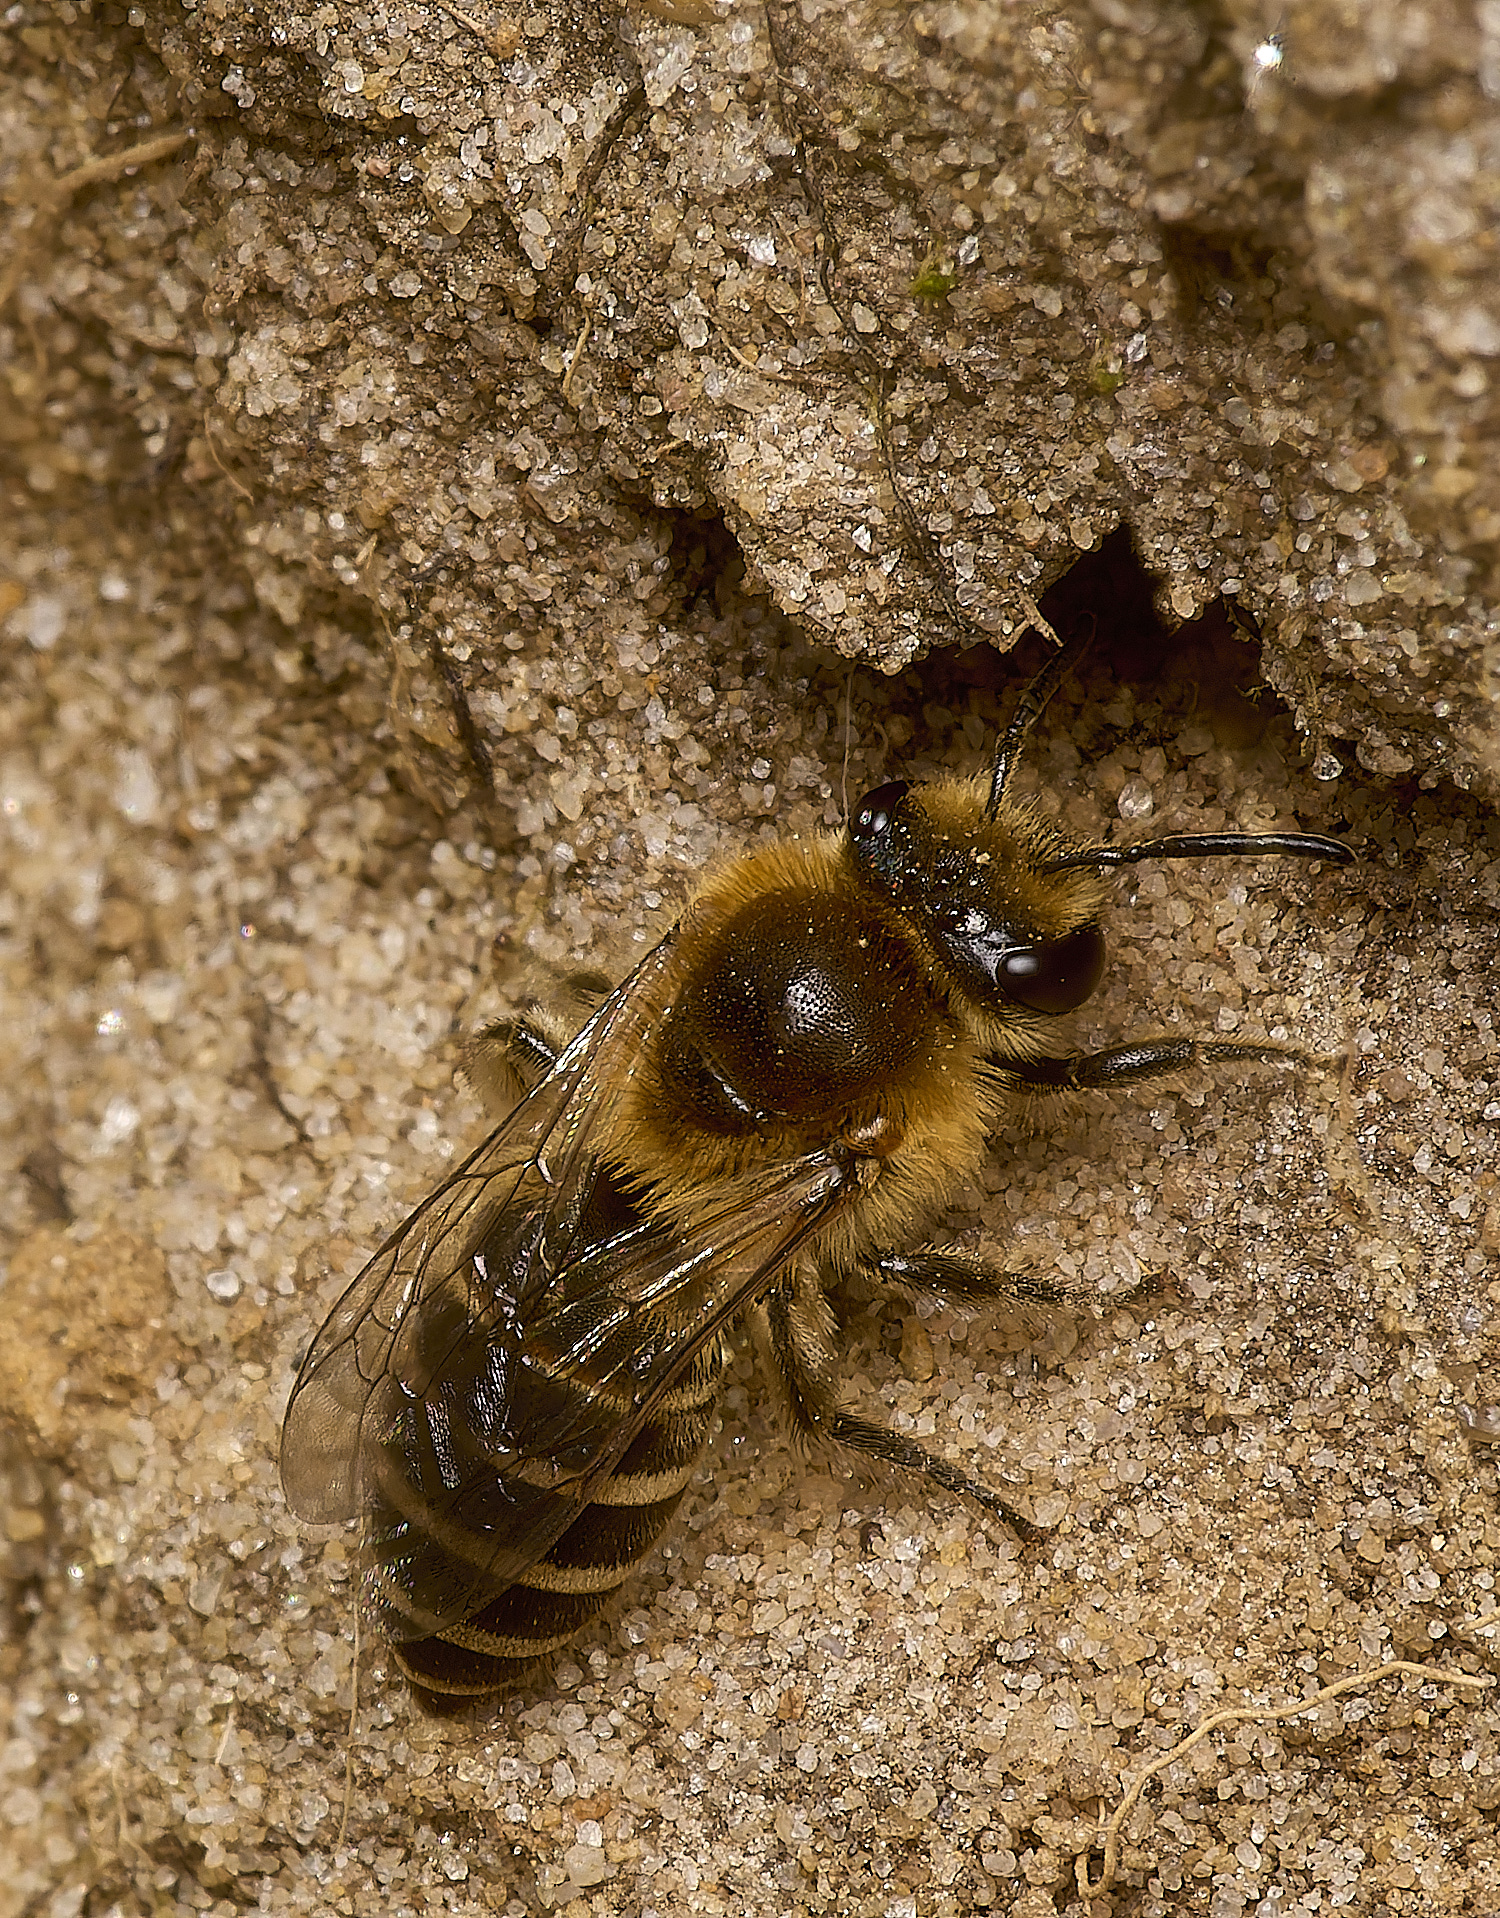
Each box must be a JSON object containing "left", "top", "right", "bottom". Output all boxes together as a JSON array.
[
  {"left": 1004, "top": 1035, "right": 1312, "bottom": 1095},
  {"left": 461, "top": 1013, "right": 568, "bottom": 1110},
  {"left": 862, "top": 1249, "right": 1064, "bottom": 1311},
  {"left": 763, "top": 1274, "right": 1043, "bottom": 1544},
  {"left": 462, "top": 974, "right": 615, "bottom": 1111}
]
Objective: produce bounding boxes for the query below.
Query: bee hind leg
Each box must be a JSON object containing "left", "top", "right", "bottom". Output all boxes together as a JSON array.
[{"left": 763, "top": 1278, "right": 1045, "bottom": 1545}]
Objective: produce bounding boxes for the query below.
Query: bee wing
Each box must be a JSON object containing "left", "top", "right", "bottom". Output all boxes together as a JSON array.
[
  {"left": 279, "top": 938, "right": 677, "bottom": 1525},
  {"left": 364, "top": 1142, "right": 857, "bottom": 1637}
]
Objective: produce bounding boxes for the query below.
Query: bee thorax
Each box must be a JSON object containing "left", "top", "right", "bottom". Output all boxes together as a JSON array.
[{"left": 840, "top": 1111, "right": 904, "bottom": 1160}]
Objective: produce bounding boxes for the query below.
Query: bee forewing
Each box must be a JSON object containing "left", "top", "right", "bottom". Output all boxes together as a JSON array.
[
  {"left": 278, "top": 1155, "right": 526, "bottom": 1523},
  {"left": 278, "top": 942, "right": 678, "bottom": 1527},
  {"left": 512, "top": 1147, "right": 856, "bottom": 1473},
  {"left": 365, "top": 1143, "right": 858, "bottom": 1636}
]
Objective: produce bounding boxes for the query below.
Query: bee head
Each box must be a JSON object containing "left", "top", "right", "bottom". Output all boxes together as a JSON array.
[
  {"left": 846, "top": 632, "right": 1350, "bottom": 1024},
  {"left": 846, "top": 775, "right": 1108, "bottom": 1020}
]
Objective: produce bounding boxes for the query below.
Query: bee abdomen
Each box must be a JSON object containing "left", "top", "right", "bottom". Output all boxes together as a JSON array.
[{"left": 389, "top": 1359, "right": 722, "bottom": 1701}]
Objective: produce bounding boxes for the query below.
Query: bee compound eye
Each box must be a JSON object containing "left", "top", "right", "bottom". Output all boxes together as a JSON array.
[
  {"left": 850, "top": 780, "right": 910, "bottom": 842},
  {"left": 998, "top": 923, "right": 1106, "bottom": 1015}
]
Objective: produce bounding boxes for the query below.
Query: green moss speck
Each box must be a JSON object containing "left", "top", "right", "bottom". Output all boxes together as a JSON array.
[{"left": 910, "top": 265, "right": 959, "bottom": 301}]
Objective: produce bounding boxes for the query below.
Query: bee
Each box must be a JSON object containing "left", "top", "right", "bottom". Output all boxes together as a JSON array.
[{"left": 280, "top": 636, "right": 1351, "bottom": 1707}]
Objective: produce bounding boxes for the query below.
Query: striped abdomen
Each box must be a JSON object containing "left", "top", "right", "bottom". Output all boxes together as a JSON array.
[{"left": 364, "top": 1322, "right": 724, "bottom": 1704}]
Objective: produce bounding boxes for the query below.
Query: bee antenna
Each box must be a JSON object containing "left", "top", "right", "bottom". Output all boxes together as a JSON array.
[
  {"left": 839, "top": 667, "right": 854, "bottom": 826},
  {"left": 986, "top": 622, "right": 1095, "bottom": 817},
  {"left": 1039, "top": 830, "right": 1354, "bottom": 876}
]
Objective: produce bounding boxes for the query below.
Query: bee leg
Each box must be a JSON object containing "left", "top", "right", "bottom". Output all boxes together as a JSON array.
[
  {"left": 460, "top": 1015, "right": 565, "bottom": 1111},
  {"left": 763, "top": 1278, "right": 1044, "bottom": 1544},
  {"left": 1005, "top": 1034, "right": 1310, "bottom": 1095},
  {"left": 561, "top": 966, "right": 614, "bottom": 1006},
  {"left": 863, "top": 1250, "right": 1064, "bottom": 1311}
]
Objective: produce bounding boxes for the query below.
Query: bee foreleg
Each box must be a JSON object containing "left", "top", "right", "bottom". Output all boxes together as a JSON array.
[
  {"left": 763, "top": 1277, "right": 1043, "bottom": 1544},
  {"left": 1004, "top": 1034, "right": 1311, "bottom": 1095}
]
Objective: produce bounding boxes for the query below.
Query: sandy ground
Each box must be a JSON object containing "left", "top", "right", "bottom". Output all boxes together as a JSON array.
[
  {"left": 3, "top": 2, "right": 1499, "bottom": 1914},
  {"left": 4, "top": 507, "right": 1498, "bottom": 1915}
]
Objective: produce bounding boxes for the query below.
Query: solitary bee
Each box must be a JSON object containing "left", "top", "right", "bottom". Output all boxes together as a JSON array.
[{"left": 280, "top": 636, "right": 1350, "bottom": 1706}]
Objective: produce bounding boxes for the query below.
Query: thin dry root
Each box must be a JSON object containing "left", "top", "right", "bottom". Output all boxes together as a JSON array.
[
  {"left": 336, "top": 1606, "right": 362, "bottom": 1850},
  {"left": 1, "top": 133, "right": 192, "bottom": 319},
  {"left": 1076, "top": 1646, "right": 1495, "bottom": 1897}
]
